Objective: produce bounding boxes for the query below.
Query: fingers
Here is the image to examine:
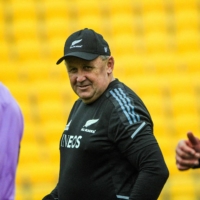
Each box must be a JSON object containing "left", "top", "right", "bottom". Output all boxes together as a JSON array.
[
  {"left": 187, "top": 132, "right": 198, "bottom": 146},
  {"left": 176, "top": 140, "right": 196, "bottom": 157},
  {"left": 176, "top": 158, "right": 199, "bottom": 170},
  {"left": 176, "top": 162, "right": 190, "bottom": 171},
  {"left": 187, "top": 131, "right": 200, "bottom": 153},
  {"left": 176, "top": 153, "right": 199, "bottom": 170},
  {"left": 175, "top": 139, "right": 200, "bottom": 170}
]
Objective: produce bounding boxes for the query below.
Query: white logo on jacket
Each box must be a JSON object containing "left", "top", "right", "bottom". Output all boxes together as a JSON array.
[
  {"left": 81, "top": 119, "right": 99, "bottom": 134},
  {"left": 60, "top": 134, "right": 82, "bottom": 148},
  {"left": 65, "top": 120, "right": 72, "bottom": 131}
]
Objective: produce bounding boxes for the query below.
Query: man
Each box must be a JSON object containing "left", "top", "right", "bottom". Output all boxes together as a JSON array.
[
  {"left": 43, "top": 28, "right": 169, "bottom": 200},
  {"left": 0, "top": 82, "right": 24, "bottom": 199},
  {"left": 176, "top": 131, "right": 200, "bottom": 170}
]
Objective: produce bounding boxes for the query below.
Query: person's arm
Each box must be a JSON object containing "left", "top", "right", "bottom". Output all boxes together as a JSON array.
[
  {"left": 127, "top": 139, "right": 169, "bottom": 200},
  {"left": 110, "top": 119, "right": 169, "bottom": 199},
  {"left": 176, "top": 132, "right": 200, "bottom": 170},
  {"left": 43, "top": 185, "right": 58, "bottom": 200}
]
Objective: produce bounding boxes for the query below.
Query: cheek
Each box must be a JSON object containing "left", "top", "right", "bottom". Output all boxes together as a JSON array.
[{"left": 68, "top": 74, "right": 76, "bottom": 83}]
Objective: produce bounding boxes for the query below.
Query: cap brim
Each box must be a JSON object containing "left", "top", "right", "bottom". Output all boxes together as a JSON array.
[{"left": 56, "top": 52, "right": 99, "bottom": 65}]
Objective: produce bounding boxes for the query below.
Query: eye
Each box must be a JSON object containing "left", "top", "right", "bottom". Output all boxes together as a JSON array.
[
  {"left": 83, "top": 66, "right": 93, "bottom": 71},
  {"left": 68, "top": 67, "right": 77, "bottom": 73}
]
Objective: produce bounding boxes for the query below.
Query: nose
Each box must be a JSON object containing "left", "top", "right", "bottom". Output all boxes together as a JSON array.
[{"left": 76, "top": 70, "right": 86, "bottom": 82}]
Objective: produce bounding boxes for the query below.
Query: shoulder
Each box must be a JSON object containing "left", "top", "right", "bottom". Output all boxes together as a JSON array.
[
  {"left": 105, "top": 79, "right": 153, "bottom": 124},
  {"left": 105, "top": 79, "right": 144, "bottom": 109},
  {"left": 0, "top": 83, "right": 10, "bottom": 104},
  {"left": 0, "top": 83, "right": 19, "bottom": 108}
]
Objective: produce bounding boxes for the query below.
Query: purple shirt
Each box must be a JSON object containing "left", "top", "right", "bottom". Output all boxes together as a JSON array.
[{"left": 0, "top": 83, "right": 24, "bottom": 200}]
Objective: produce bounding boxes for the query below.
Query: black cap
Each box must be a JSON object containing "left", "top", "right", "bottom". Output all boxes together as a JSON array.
[{"left": 56, "top": 28, "right": 111, "bottom": 65}]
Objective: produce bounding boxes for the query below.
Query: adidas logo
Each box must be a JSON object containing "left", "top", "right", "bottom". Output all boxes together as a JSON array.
[{"left": 65, "top": 120, "right": 72, "bottom": 131}]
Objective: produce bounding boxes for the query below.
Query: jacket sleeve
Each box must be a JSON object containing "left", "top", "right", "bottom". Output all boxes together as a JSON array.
[
  {"left": 127, "top": 142, "right": 169, "bottom": 200},
  {"left": 42, "top": 185, "right": 58, "bottom": 200}
]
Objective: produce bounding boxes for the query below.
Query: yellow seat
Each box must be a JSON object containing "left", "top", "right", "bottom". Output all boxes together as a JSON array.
[
  {"left": 11, "top": 1, "right": 37, "bottom": 21},
  {"left": 110, "top": 13, "right": 135, "bottom": 36},
  {"left": 176, "top": 30, "right": 199, "bottom": 52},
  {"left": 111, "top": 33, "right": 136, "bottom": 56},
  {"left": 0, "top": 61, "right": 20, "bottom": 82},
  {"left": 152, "top": 53, "right": 177, "bottom": 75},
  {"left": 17, "top": 60, "right": 53, "bottom": 82},
  {"left": 143, "top": 11, "right": 167, "bottom": 33},
  {"left": 140, "top": 0, "right": 164, "bottom": 12},
  {"left": 78, "top": 15, "right": 103, "bottom": 34},
  {"left": 170, "top": 174, "right": 197, "bottom": 200},
  {"left": 16, "top": 161, "right": 59, "bottom": 184},
  {"left": 15, "top": 39, "right": 41, "bottom": 61},
  {"left": 13, "top": 20, "right": 38, "bottom": 42},
  {"left": 0, "top": 42, "right": 10, "bottom": 62},
  {"left": 38, "top": 101, "right": 65, "bottom": 123},
  {"left": 47, "top": 37, "right": 66, "bottom": 62},
  {"left": 175, "top": 10, "right": 198, "bottom": 31},
  {"left": 45, "top": 18, "right": 70, "bottom": 41},
  {"left": 145, "top": 32, "right": 168, "bottom": 54},
  {"left": 183, "top": 51, "right": 200, "bottom": 73},
  {"left": 173, "top": 0, "right": 197, "bottom": 11},
  {"left": 76, "top": 0, "right": 100, "bottom": 17},
  {"left": 43, "top": 0, "right": 68, "bottom": 18}
]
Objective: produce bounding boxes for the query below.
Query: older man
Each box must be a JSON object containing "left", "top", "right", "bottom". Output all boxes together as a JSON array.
[{"left": 43, "top": 28, "right": 169, "bottom": 200}]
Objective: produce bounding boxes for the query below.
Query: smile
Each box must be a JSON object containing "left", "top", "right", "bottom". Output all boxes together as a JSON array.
[{"left": 77, "top": 85, "right": 90, "bottom": 90}]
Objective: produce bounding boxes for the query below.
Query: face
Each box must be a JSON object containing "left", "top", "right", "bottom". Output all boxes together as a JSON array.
[{"left": 65, "top": 56, "right": 114, "bottom": 104}]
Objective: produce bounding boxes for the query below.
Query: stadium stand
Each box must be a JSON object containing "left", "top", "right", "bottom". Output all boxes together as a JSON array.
[{"left": 0, "top": 0, "right": 200, "bottom": 199}]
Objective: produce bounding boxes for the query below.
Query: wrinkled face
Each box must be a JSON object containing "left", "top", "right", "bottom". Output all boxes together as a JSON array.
[{"left": 65, "top": 56, "right": 114, "bottom": 104}]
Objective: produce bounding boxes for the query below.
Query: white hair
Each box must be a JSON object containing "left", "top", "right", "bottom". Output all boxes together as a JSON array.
[{"left": 100, "top": 55, "right": 109, "bottom": 61}]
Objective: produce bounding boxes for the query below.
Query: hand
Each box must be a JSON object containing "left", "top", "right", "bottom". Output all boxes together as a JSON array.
[
  {"left": 187, "top": 132, "right": 200, "bottom": 152},
  {"left": 175, "top": 132, "right": 200, "bottom": 171}
]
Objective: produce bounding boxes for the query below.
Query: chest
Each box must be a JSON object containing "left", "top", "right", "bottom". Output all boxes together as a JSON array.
[{"left": 60, "top": 103, "right": 115, "bottom": 155}]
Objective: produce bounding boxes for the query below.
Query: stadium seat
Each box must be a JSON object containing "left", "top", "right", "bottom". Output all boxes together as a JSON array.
[
  {"left": 173, "top": 0, "right": 197, "bottom": 11},
  {"left": 38, "top": 101, "right": 64, "bottom": 123},
  {"left": 145, "top": 32, "right": 169, "bottom": 54},
  {"left": 175, "top": 10, "right": 199, "bottom": 31},
  {"left": 112, "top": 33, "right": 136, "bottom": 56},
  {"left": 140, "top": 0, "right": 164, "bottom": 12},
  {"left": 45, "top": 18, "right": 70, "bottom": 41},
  {"left": 11, "top": 1, "right": 37, "bottom": 22},
  {"left": 43, "top": 0, "right": 68, "bottom": 19},
  {"left": 183, "top": 51, "right": 200, "bottom": 73},
  {"left": 3, "top": 0, "right": 200, "bottom": 199},
  {"left": 142, "top": 11, "right": 167, "bottom": 34},
  {"left": 0, "top": 41, "right": 11, "bottom": 62},
  {"left": 12, "top": 20, "right": 38, "bottom": 42},
  {"left": 15, "top": 39, "right": 41, "bottom": 61},
  {"left": 76, "top": 0, "right": 100, "bottom": 17},
  {"left": 78, "top": 15, "right": 103, "bottom": 34},
  {"left": 176, "top": 30, "right": 200, "bottom": 52},
  {"left": 0, "top": 61, "right": 20, "bottom": 82},
  {"left": 152, "top": 53, "right": 177, "bottom": 75},
  {"left": 110, "top": 13, "right": 135, "bottom": 36}
]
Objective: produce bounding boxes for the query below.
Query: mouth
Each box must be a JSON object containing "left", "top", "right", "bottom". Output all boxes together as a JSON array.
[{"left": 77, "top": 85, "right": 90, "bottom": 90}]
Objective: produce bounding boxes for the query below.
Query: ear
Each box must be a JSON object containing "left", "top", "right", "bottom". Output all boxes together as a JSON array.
[{"left": 107, "top": 56, "right": 114, "bottom": 74}]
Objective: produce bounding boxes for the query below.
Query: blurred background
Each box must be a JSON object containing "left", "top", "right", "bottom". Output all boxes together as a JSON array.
[{"left": 0, "top": 0, "right": 200, "bottom": 199}]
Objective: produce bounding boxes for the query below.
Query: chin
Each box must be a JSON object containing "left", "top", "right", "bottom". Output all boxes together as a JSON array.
[{"left": 78, "top": 92, "right": 91, "bottom": 98}]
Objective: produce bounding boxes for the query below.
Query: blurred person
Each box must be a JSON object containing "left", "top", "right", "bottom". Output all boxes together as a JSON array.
[
  {"left": 176, "top": 131, "right": 200, "bottom": 170},
  {"left": 0, "top": 82, "right": 24, "bottom": 199},
  {"left": 43, "top": 28, "right": 169, "bottom": 200}
]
